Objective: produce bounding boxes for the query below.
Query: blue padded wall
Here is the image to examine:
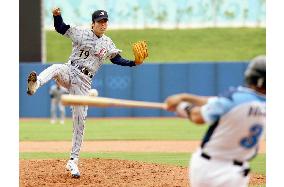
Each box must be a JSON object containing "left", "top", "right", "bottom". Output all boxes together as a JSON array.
[{"left": 19, "top": 62, "right": 248, "bottom": 117}]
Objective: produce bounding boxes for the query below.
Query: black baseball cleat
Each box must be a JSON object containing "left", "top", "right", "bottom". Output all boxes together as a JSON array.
[{"left": 27, "top": 71, "right": 38, "bottom": 96}]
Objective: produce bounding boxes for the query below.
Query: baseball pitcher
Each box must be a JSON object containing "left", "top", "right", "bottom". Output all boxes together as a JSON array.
[
  {"left": 26, "top": 7, "right": 148, "bottom": 178},
  {"left": 165, "top": 55, "right": 266, "bottom": 187}
]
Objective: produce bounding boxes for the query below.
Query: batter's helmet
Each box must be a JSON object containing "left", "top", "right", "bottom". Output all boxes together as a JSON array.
[{"left": 244, "top": 55, "right": 266, "bottom": 89}]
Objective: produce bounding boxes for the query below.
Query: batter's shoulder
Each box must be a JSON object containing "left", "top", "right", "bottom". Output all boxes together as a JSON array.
[
  {"left": 50, "top": 84, "right": 57, "bottom": 90},
  {"left": 218, "top": 87, "right": 238, "bottom": 101}
]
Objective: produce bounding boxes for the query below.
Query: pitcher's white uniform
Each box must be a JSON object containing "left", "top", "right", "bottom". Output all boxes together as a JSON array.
[
  {"left": 26, "top": 9, "right": 141, "bottom": 178},
  {"left": 36, "top": 26, "right": 121, "bottom": 159},
  {"left": 190, "top": 86, "right": 266, "bottom": 187}
]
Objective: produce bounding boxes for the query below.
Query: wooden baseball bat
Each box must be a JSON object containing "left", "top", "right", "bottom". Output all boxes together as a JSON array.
[{"left": 61, "top": 95, "right": 167, "bottom": 110}]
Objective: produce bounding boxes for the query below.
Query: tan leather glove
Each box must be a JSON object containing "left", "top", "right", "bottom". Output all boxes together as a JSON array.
[{"left": 132, "top": 41, "right": 148, "bottom": 65}]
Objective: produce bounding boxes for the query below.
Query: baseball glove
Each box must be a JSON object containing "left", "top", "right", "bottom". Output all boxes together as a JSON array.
[{"left": 132, "top": 41, "right": 148, "bottom": 65}]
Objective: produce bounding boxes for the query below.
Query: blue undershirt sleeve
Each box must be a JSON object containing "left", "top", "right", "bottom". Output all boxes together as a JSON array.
[
  {"left": 110, "top": 54, "right": 136, "bottom": 67},
  {"left": 53, "top": 15, "right": 70, "bottom": 35},
  {"left": 201, "top": 97, "right": 234, "bottom": 124}
]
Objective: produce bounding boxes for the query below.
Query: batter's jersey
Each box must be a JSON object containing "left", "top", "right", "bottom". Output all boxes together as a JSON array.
[
  {"left": 49, "top": 85, "right": 68, "bottom": 102},
  {"left": 64, "top": 26, "right": 121, "bottom": 75},
  {"left": 200, "top": 86, "right": 266, "bottom": 162}
]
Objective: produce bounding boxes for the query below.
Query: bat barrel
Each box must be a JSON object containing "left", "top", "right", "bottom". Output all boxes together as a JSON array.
[{"left": 61, "top": 95, "right": 167, "bottom": 110}]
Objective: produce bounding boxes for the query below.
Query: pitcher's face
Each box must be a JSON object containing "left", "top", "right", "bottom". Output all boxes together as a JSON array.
[{"left": 92, "top": 19, "right": 108, "bottom": 37}]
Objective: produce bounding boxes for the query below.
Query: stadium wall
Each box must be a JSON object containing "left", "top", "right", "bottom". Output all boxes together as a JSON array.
[{"left": 19, "top": 63, "right": 248, "bottom": 117}]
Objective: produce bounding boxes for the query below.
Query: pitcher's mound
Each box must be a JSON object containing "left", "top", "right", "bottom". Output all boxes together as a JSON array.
[{"left": 20, "top": 158, "right": 265, "bottom": 187}]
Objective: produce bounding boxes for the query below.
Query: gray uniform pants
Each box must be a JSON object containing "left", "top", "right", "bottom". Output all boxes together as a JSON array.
[{"left": 38, "top": 64, "right": 91, "bottom": 159}]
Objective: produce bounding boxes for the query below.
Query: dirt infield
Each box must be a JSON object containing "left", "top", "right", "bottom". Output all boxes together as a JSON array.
[
  {"left": 20, "top": 140, "right": 266, "bottom": 153},
  {"left": 20, "top": 140, "right": 266, "bottom": 186},
  {"left": 20, "top": 158, "right": 265, "bottom": 187}
]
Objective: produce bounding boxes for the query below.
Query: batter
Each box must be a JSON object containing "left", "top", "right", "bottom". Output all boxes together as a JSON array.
[{"left": 166, "top": 55, "right": 266, "bottom": 187}]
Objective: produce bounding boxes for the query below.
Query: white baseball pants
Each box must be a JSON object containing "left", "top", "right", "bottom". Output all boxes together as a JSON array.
[{"left": 189, "top": 149, "right": 249, "bottom": 187}]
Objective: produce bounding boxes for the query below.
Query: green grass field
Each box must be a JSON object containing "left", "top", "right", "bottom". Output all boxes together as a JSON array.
[
  {"left": 46, "top": 28, "right": 265, "bottom": 63},
  {"left": 20, "top": 118, "right": 265, "bottom": 176},
  {"left": 20, "top": 118, "right": 208, "bottom": 141}
]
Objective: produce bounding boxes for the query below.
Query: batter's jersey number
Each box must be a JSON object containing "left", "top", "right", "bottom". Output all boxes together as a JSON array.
[
  {"left": 240, "top": 124, "right": 263, "bottom": 149},
  {"left": 79, "top": 49, "right": 89, "bottom": 59}
]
